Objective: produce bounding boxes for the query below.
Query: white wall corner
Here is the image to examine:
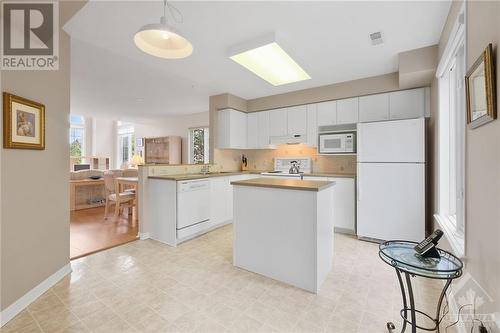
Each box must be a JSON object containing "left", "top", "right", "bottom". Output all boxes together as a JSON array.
[
  {"left": 139, "top": 232, "right": 151, "bottom": 240},
  {"left": 0, "top": 264, "right": 71, "bottom": 327}
]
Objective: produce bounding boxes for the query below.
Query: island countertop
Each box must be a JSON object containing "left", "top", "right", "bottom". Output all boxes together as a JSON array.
[{"left": 231, "top": 177, "right": 335, "bottom": 192}]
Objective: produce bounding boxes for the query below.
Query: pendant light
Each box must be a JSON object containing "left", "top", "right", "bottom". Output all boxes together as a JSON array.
[{"left": 134, "top": 0, "right": 193, "bottom": 59}]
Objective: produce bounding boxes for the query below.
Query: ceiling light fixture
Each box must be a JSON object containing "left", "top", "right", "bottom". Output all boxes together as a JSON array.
[
  {"left": 134, "top": 0, "right": 192, "bottom": 59},
  {"left": 229, "top": 33, "right": 311, "bottom": 86}
]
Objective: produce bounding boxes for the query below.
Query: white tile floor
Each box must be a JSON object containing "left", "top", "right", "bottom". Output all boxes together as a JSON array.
[{"left": 1, "top": 225, "right": 458, "bottom": 333}]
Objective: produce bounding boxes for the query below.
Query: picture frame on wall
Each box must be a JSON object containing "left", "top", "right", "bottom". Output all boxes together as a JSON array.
[
  {"left": 465, "top": 43, "right": 497, "bottom": 129},
  {"left": 3, "top": 92, "right": 45, "bottom": 149}
]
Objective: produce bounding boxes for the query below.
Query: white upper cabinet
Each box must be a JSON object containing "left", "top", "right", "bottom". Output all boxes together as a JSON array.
[
  {"left": 359, "top": 93, "right": 390, "bottom": 122},
  {"left": 269, "top": 108, "right": 288, "bottom": 137},
  {"left": 287, "top": 105, "right": 307, "bottom": 135},
  {"left": 216, "top": 108, "right": 247, "bottom": 149},
  {"left": 389, "top": 88, "right": 425, "bottom": 120},
  {"left": 336, "top": 97, "right": 359, "bottom": 124},
  {"left": 257, "top": 111, "right": 270, "bottom": 148},
  {"left": 246, "top": 112, "right": 259, "bottom": 149},
  {"left": 317, "top": 100, "right": 337, "bottom": 126},
  {"left": 306, "top": 104, "right": 318, "bottom": 148}
]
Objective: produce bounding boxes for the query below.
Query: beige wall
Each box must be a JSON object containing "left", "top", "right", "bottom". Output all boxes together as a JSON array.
[
  {"left": 398, "top": 45, "right": 438, "bottom": 89},
  {"left": 246, "top": 72, "right": 399, "bottom": 112},
  {"left": 0, "top": 1, "right": 86, "bottom": 311},
  {"left": 464, "top": 0, "right": 500, "bottom": 319}
]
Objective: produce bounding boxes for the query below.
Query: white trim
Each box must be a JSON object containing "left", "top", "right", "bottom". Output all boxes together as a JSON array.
[
  {"left": 0, "top": 264, "right": 71, "bottom": 327},
  {"left": 436, "top": 3, "right": 465, "bottom": 78},
  {"left": 139, "top": 232, "right": 151, "bottom": 240},
  {"left": 434, "top": 214, "right": 465, "bottom": 259}
]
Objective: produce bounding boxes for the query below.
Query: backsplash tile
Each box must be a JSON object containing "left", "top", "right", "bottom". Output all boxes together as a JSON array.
[{"left": 215, "top": 145, "right": 356, "bottom": 174}]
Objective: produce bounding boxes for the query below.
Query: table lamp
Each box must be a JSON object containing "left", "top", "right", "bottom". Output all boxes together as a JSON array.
[{"left": 131, "top": 154, "right": 144, "bottom": 167}]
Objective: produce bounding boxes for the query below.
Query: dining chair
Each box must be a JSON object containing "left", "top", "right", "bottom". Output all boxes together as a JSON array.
[{"left": 103, "top": 171, "right": 136, "bottom": 219}]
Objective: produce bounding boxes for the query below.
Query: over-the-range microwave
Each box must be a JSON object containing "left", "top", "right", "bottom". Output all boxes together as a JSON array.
[{"left": 318, "top": 124, "right": 356, "bottom": 154}]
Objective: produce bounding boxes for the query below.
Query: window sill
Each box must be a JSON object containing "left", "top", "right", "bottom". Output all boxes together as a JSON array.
[{"left": 434, "top": 214, "right": 465, "bottom": 259}]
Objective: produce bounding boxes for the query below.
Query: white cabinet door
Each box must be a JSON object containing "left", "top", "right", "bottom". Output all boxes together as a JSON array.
[
  {"left": 336, "top": 97, "right": 359, "bottom": 124},
  {"left": 303, "top": 176, "right": 356, "bottom": 234},
  {"left": 328, "top": 177, "right": 355, "bottom": 233},
  {"left": 306, "top": 104, "right": 318, "bottom": 148},
  {"left": 359, "top": 93, "right": 390, "bottom": 122},
  {"left": 258, "top": 111, "right": 270, "bottom": 148},
  {"left": 247, "top": 113, "right": 259, "bottom": 149},
  {"left": 317, "top": 101, "right": 337, "bottom": 126},
  {"left": 389, "top": 88, "right": 425, "bottom": 120},
  {"left": 210, "top": 177, "right": 228, "bottom": 226},
  {"left": 217, "top": 109, "right": 247, "bottom": 149},
  {"left": 269, "top": 108, "right": 288, "bottom": 136},
  {"left": 216, "top": 109, "right": 229, "bottom": 149},
  {"left": 231, "top": 109, "right": 248, "bottom": 149},
  {"left": 287, "top": 105, "right": 307, "bottom": 135}
]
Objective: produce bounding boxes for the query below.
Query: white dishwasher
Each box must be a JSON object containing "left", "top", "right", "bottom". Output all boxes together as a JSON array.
[{"left": 177, "top": 179, "right": 211, "bottom": 239}]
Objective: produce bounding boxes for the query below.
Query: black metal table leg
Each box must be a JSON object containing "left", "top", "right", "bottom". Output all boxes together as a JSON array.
[
  {"left": 387, "top": 268, "right": 409, "bottom": 333},
  {"left": 435, "top": 279, "right": 452, "bottom": 333},
  {"left": 405, "top": 272, "right": 417, "bottom": 333}
]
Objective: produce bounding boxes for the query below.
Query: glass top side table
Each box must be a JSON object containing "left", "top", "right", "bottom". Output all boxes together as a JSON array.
[{"left": 379, "top": 240, "right": 463, "bottom": 333}]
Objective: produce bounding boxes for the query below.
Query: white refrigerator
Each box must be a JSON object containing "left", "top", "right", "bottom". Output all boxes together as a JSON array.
[{"left": 357, "top": 118, "right": 425, "bottom": 242}]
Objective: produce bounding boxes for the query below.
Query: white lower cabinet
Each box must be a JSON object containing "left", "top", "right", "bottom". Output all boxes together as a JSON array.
[
  {"left": 210, "top": 177, "right": 232, "bottom": 226},
  {"left": 329, "top": 177, "right": 356, "bottom": 233},
  {"left": 303, "top": 176, "right": 356, "bottom": 234},
  {"left": 260, "top": 175, "right": 356, "bottom": 233},
  {"left": 209, "top": 174, "right": 260, "bottom": 228}
]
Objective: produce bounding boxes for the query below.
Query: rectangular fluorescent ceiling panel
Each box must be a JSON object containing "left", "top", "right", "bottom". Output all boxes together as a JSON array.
[{"left": 229, "top": 41, "right": 311, "bottom": 86}]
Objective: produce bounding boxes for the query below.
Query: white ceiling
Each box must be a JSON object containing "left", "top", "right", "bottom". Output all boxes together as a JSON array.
[{"left": 65, "top": 1, "right": 451, "bottom": 118}]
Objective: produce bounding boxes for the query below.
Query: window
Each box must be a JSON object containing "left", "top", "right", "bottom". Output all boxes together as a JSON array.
[
  {"left": 435, "top": 9, "right": 465, "bottom": 256},
  {"left": 189, "top": 127, "right": 209, "bottom": 164},
  {"left": 117, "top": 122, "right": 135, "bottom": 168},
  {"left": 70, "top": 115, "right": 85, "bottom": 164}
]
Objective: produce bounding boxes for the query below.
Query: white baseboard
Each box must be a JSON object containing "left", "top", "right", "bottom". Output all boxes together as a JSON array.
[
  {"left": 139, "top": 232, "right": 151, "bottom": 240},
  {"left": 0, "top": 263, "right": 71, "bottom": 327}
]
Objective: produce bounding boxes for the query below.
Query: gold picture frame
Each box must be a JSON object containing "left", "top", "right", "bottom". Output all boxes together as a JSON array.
[
  {"left": 3, "top": 92, "right": 45, "bottom": 149},
  {"left": 465, "top": 43, "right": 497, "bottom": 129}
]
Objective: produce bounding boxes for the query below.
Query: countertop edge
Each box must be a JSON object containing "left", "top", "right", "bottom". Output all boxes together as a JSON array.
[
  {"left": 230, "top": 180, "right": 336, "bottom": 192},
  {"left": 148, "top": 171, "right": 355, "bottom": 181}
]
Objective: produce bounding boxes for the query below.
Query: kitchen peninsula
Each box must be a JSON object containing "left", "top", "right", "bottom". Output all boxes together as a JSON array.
[{"left": 231, "top": 177, "right": 335, "bottom": 293}]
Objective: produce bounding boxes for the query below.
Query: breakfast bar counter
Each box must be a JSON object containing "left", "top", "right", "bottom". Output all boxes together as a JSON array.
[{"left": 231, "top": 177, "right": 335, "bottom": 293}]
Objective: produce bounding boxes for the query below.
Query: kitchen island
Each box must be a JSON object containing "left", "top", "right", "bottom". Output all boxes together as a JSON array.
[{"left": 231, "top": 177, "right": 335, "bottom": 293}]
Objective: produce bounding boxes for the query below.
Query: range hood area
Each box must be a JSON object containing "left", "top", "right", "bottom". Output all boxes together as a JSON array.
[{"left": 269, "top": 134, "right": 307, "bottom": 145}]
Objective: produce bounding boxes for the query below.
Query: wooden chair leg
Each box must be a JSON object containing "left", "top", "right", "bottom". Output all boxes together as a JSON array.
[
  {"left": 104, "top": 198, "right": 109, "bottom": 220},
  {"left": 114, "top": 200, "right": 120, "bottom": 218}
]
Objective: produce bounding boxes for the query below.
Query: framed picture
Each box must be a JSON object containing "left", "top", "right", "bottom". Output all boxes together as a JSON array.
[
  {"left": 3, "top": 92, "right": 45, "bottom": 149},
  {"left": 465, "top": 43, "right": 497, "bottom": 129}
]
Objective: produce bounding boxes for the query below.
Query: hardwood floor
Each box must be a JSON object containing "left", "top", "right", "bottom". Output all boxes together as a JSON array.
[{"left": 70, "top": 207, "right": 138, "bottom": 259}]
